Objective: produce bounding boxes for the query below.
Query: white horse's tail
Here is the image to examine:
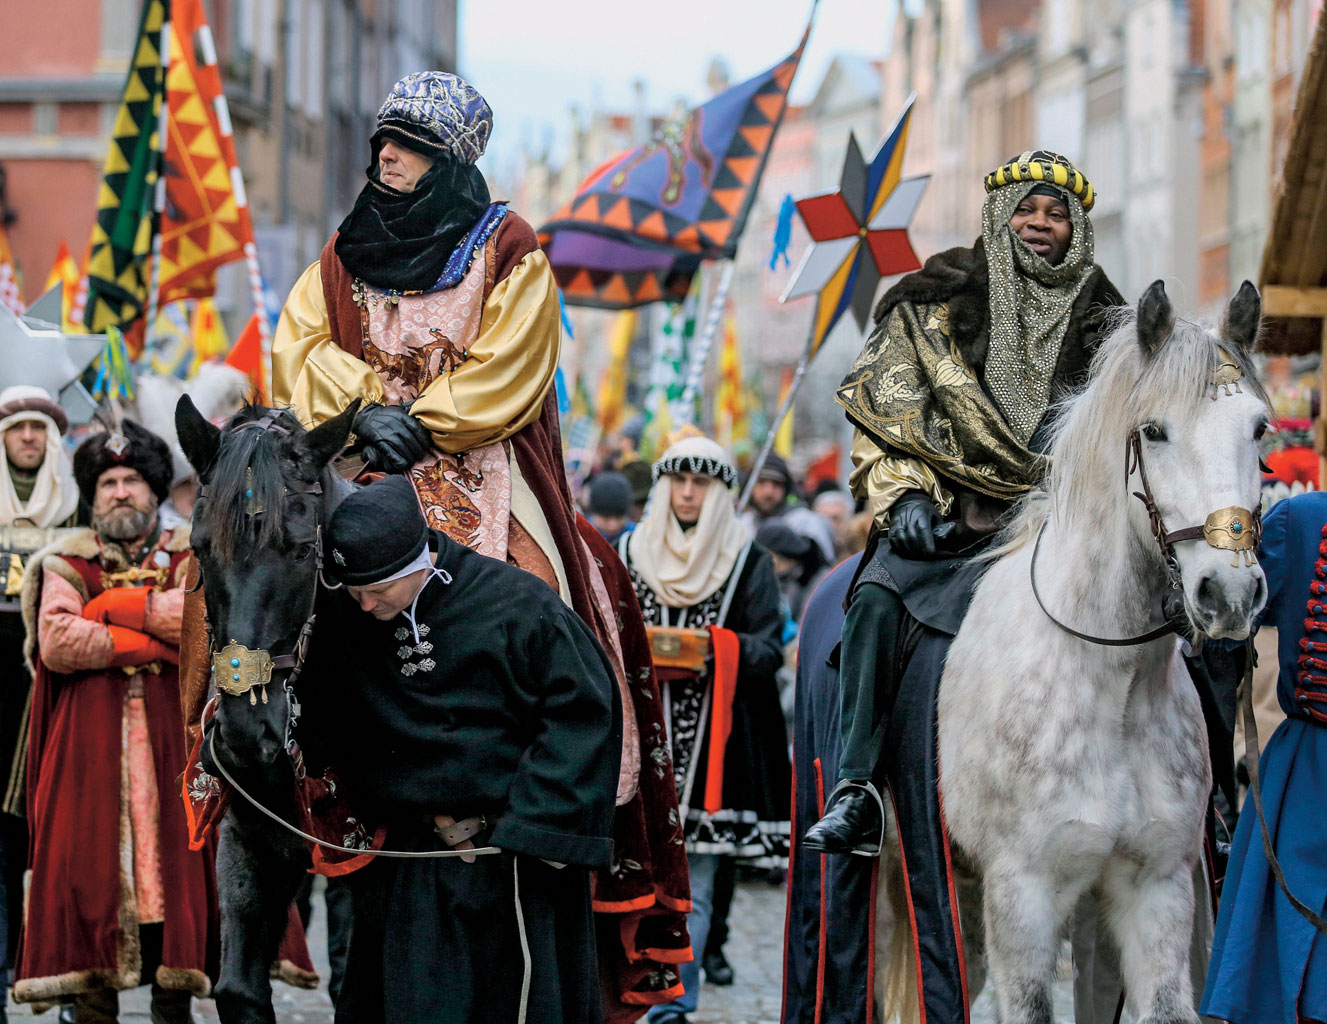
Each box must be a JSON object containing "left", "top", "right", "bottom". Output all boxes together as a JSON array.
[{"left": 875, "top": 851, "right": 921, "bottom": 1024}]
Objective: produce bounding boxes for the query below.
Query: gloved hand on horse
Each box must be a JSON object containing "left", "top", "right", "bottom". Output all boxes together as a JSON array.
[
  {"left": 351, "top": 402, "right": 433, "bottom": 474},
  {"left": 888, "top": 490, "right": 945, "bottom": 558}
]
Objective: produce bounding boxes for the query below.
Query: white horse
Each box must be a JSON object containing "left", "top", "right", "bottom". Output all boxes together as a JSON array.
[{"left": 878, "top": 280, "right": 1269, "bottom": 1024}]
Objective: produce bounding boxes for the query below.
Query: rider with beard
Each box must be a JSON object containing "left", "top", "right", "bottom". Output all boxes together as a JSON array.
[
  {"left": 13, "top": 420, "right": 211, "bottom": 1022},
  {"left": 800, "top": 152, "right": 1123, "bottom": 1024}
]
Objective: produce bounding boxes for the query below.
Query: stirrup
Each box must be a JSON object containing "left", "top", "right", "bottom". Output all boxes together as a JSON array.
[{"left": 824, "top": 778, "right": 888, "bottom": 858}]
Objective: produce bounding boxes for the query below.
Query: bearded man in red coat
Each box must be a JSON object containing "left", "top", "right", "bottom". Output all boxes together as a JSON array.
[{"left": 13, "top": 420, "right": 212, "bottom": 1023}]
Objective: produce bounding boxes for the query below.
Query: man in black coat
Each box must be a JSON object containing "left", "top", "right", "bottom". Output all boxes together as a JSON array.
[{"left": 305, "top": 475, "right": 622, "bottom": 1024}]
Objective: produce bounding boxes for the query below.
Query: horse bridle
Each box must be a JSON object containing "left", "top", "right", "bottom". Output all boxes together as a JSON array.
[
  {"left": 1031, "top": 426, "right": 1261, "bottom": 647},
  {"left": 197, "top": 412, "right": 499, "bottom": 861},
  {"left": 198, "top": 412, "right": 323, "bottom": 768}
]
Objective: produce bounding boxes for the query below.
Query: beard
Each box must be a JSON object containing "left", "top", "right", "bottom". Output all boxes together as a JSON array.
[{"left": 94, "top": 502, "right": 156, "bottom": 542}]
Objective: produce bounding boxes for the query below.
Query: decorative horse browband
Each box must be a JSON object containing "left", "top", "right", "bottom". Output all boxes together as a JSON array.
[
  {"left": 214, "top": 640, "right": 275, "bottom": 705},
  {"left": 1031, "top": 350, "right": 1263, "bottom": 647}
]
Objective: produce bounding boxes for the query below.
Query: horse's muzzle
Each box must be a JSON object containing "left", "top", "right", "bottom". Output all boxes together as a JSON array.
[{"left": 1190, "top": 568, "right": 1266, "bottom": 639}]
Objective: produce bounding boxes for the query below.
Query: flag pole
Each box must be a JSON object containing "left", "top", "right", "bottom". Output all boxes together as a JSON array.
[
  {"left": 195, "top": 16, "right": 271, "bottom": 393},
  {"left": 678, "top": 258, "right": 735, "bottom": 422},
  {"left": 736, "top": 321, "right": 816, "bottom": 512},
  {"left": 143, "top": 8, "right": 172, "bottom": 343}
]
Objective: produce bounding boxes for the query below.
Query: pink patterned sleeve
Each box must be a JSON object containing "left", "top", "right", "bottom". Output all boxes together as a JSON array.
[
  {"left": 144, "top": 588, "right": 185, "bottom": 645},
  {"left": 38, "top": 565, "right": 114, "bottom": 674}
]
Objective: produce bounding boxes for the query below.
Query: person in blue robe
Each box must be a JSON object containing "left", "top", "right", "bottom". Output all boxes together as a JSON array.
[{"left": 1202, "top": 490, "right": 1327, "bottom": 1024}]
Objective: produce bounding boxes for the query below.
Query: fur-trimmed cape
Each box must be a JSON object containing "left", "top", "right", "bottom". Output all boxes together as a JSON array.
[
  {"left": 873, "top": 237, "right": 1124, "bottom": 418},
  {"left": 13, "top": 525, "right": 215, "bottom": 1004}
]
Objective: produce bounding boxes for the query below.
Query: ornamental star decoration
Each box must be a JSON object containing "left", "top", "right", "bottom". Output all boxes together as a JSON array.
[
  {"left": 0, "top": 288, "right": 105, "bottom": 424},
  {"left": 780, "top": 96, "right": 929, "bottom": 357}
]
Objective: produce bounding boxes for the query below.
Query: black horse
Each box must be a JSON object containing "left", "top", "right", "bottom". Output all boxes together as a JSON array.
[{"left": 176, "top": 395, "right": 358, "bottom": 1024}]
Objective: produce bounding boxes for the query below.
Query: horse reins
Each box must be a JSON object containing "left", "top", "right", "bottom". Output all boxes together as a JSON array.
[
  {"left": 197, "top": 412, "right": 499, "bottom": 861},
  {"left": 1030, "top": 427, "right": 1261, "bottom": 647}
]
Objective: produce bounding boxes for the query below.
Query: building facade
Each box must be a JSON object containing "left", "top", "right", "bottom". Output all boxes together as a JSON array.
[{"left": 0, "top": 0, "right": 457, "bottom": 327}]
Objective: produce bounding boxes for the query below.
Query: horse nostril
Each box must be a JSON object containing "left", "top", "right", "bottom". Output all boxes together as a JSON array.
[
  {"left": 1251, "top": 574, "right": 1266, "bottom": 612},
  {"left": 1196, "top": 573, "right": 1218, "bottom": 613}
]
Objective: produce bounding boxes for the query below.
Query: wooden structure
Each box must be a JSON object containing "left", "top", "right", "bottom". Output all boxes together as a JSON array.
[{"left": 1258, "top": 12, "right": 1327, "bottom": 473}]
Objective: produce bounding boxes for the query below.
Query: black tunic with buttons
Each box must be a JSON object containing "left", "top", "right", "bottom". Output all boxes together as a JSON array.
[{"left": 299, "top": 530, "right": 623, "bottom": 1024}]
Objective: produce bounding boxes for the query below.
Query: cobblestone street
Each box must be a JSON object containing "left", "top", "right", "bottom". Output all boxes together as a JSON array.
[{"left": 100, "top": 874, "right": 1073, "bottom": 1024}]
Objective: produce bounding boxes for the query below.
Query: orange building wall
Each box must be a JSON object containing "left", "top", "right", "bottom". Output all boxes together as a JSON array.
[
  {"left": 0, "top": 0, "right": 102, "bottom": 76},
  {"left": 5, "top": 162, "right": 101, "bottom": 303}
]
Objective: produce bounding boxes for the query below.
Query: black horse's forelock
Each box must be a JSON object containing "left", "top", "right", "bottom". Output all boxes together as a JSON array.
[{"left": 202, "top": 405, "right": 308, "bottom": 565}]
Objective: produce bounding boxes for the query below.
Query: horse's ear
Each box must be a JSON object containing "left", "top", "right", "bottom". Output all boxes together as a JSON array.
[
  {"left": 1136, "top": 280, "right": 1175, "bottom": 360},
  {"left": 300, "top": 398, "right": 361, "bottom": 471},
  {"left": 1221, "top": 280, "right": 1262, "bottom": 354},
  {"left": 175, "top": 395, "right": 221, "bottom": 480}
]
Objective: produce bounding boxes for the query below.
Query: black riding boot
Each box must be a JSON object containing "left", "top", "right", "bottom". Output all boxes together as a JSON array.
[{"left": 802, "top": 786, "right": 883, "bottom": 854}]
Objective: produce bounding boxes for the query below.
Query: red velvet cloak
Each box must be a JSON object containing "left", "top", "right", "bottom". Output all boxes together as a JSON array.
[{"left": 15, "top": 533, "right": 215, "bottom": 1003}]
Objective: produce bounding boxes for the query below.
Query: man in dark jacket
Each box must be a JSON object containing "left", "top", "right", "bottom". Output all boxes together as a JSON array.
[
  {"left": 306, "top": 475, "right": 622, "bottom": 1024},
  {"left": 801, "top": 152, "right": 1123, "bottom": 1024}
]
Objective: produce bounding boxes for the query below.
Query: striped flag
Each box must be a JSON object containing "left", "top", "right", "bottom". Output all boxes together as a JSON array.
[
  {"left": 41, "top": 240, "right": 82, "bottom": 330},
  {"left": 0, "top": 223, "right": 24, "bottom": 315},
  {"left": 595, "top": 311, "right": 637, "bottom": 435},
  {"left": 715, "top": 314, "right": 748, "bottom": 451},
  {"left": 773, "top": 366, "right": 795, "bottom": 457},
  {"left": 157, "top": 0, "right": 254, "bottom": 305},
  {"left": 189, "top": 296, "right": 230, "bottom": 372},
  {"left": 224, "top": 312, "right": 267, "bottom": 400},
  {"left": 82, "top": 0, "right": 167, "bottom": 336}
]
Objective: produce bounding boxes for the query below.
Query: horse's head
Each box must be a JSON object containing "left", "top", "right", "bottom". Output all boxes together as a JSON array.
[
  {"left": 176, "top": 396, "right": 358, "bottom": 768},
  {"left": 1124, "top": 280, "right": 1269, "bottom": 640}
]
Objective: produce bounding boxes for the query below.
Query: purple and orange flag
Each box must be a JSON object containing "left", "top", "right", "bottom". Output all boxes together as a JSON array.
[{"left": 539, "top": 25, "right": 810, "bottom": 309}]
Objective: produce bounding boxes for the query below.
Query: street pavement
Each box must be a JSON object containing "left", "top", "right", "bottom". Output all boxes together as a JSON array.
[{"left": 91, "top": 875, "right": 1075, "bottom": 1024}]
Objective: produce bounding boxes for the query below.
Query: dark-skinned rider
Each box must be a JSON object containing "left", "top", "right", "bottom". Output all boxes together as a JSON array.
[{"left": 802, "top": 153, "right": 1124, "bottom": 1024}]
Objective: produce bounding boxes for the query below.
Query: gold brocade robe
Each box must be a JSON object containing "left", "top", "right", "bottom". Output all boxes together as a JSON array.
[{"left": 271, "top": 217, "right": 570, "bottom": 592}]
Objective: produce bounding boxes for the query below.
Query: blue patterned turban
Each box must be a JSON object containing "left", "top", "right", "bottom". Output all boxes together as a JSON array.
[{"left": 376, "top": 71, "right": 493, "bottom": 166}]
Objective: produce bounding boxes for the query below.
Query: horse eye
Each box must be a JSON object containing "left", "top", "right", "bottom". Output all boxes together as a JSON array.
[
  {"left": 293, "top": 543, "right": 316, "bottom": 561},
  {"left": 1254, "top": 420, "right": 1269, "bottom": 441},
  {"left": 1142, "top": 422, "right": 1168, "bottom": 443}
]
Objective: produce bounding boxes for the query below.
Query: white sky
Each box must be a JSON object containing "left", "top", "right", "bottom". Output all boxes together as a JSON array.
[{"left": 459, "top": 0, "right": 899, "bottom": 177}]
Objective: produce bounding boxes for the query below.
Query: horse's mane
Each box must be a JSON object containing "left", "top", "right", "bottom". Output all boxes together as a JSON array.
[
  {"left": 997, "top": 304, "right": 1268, "bottom": 554},
  {"left": 201, "top": 404, "right": 308, "bottom": 565}
]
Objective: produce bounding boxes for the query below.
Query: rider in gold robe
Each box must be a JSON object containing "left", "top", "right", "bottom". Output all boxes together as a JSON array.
[
  {"left": 271, "top": 71, "right": 691, "bottom": 1015},
  {"left": 802, "top": 152, "right": 1123, "bottom": 1024}
]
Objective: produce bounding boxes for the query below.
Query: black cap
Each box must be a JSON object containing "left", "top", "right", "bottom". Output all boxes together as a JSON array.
[
  {"left": 756, "top": 453, "right": 794, "bottom": 490},
  {"left": 756, "top": 522, "right": 814, "bottom": 560},
  {"left": 325, "top": 475, "right": 429, "bottom": 586},
  {"left": 588, "top": 472, "right": 632, "bottom": 517},
  {"left": 619, "top": 460, "right": 653, "bottom": 506}
]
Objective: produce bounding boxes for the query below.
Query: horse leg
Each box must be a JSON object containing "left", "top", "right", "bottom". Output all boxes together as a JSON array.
[
  {"left": 954, "top": 856, "right": 986, "bottom": 1004},
  {"left": 1099, "top": 856, "right": 1201, "bottom": 1024},
  {"left": 873, "top": 846, "right": 916, "bottom": 1024},
  {"left": 981, "top": 866, "right": 1060, "bottom": 1024},
  {"left": 213, "top": 813, "right": 306, "bottom": 1024}
]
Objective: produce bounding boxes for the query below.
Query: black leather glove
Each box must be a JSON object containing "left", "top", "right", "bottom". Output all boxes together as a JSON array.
[
  {"left": 351, "top": 402, "right": 432, "bottom": 474},
  {"left": 887, "top": 490, "right": 943, "bottom": 558}
]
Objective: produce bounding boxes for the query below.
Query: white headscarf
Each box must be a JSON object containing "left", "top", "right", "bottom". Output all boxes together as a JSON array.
[
  {"left": 0, "top": 395, "right": 78, "bottom": 529},
  {"left": 627, "top": 436, "right": 748, "bottom": 609}
]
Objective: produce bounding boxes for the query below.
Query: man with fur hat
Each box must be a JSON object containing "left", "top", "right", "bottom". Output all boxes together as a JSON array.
[
  {"left": 617, "top": 432, "right": 790, "bottom": 1024},
  {"left": 272, "top": 71, "right": 691, "bottom": 1013},
  {"left": 13, "top": 420, "right": 212, "bottom": 1022},
  {"left": 800, "top": 152, "right": 1123, "bottom": 1024}
]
